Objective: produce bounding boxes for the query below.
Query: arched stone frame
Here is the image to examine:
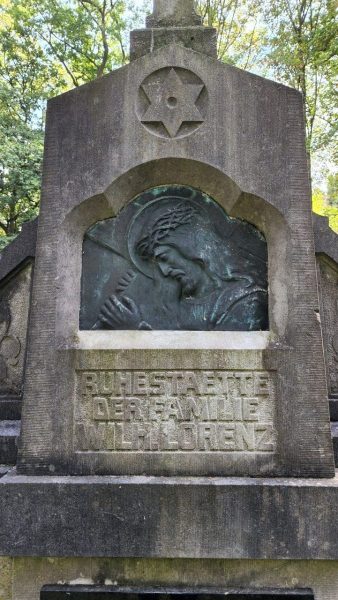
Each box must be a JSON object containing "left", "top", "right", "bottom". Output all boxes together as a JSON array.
[{"left": 56, "top": 158, "right": 287, "bottom": 347}]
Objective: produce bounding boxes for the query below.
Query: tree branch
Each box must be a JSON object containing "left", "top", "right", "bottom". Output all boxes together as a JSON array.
[{"left": 0, "top": 222, "right": 8, "bottom": 235}]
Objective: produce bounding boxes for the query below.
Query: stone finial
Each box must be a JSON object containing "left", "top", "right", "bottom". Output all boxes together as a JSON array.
[
  {"left": 130, "top": 0, "right": 217, "bottom": 61},
  {"left": 146, "top": 0, "right": 202, "bottom": 27}
]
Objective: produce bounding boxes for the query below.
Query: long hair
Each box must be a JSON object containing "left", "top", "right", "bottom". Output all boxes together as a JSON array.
[{"left": 135, "top": 201, "right": 267, "bottom": 289}]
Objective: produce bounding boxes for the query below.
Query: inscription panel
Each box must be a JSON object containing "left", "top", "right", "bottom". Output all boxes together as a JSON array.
[{"left": 74, "top": 370, "right": 277, "bottom": 453}]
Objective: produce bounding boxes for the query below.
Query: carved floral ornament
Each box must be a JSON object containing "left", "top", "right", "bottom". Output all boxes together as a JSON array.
[
  {"left": 0, "top": 299, "right": 21, "bottom": 393},
  {"left": 136, "top": 67, "right": 208, "bottom": 139}
]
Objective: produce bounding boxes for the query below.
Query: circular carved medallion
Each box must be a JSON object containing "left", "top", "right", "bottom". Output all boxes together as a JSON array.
[{"left": 136, "top": 67, "right": 208, "bottom": 139}]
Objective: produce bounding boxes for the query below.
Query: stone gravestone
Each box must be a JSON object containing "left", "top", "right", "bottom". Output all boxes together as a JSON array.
[
  {"left": 1, "top": 3, "right": 338, "bottom": 597},
  {"left": 16, "top": 0, "right": 335, "bottom": 478}
]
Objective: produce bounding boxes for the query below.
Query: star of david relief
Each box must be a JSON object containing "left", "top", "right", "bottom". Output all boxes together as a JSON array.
[{"left": 137, "top": 67, "right": 208, "bottom": 139}]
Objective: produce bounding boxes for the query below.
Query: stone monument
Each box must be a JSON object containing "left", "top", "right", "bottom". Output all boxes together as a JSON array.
[
  {"left": 0, "top": 1, "right": 337, "bottom": 598},
  {"left": 15, "top": 0, "right": 334, "bottom": 479}
]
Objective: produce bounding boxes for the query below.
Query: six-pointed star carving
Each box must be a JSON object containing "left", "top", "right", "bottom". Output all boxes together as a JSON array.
[{"left": 141, "top": 68, "right": 204, "bottom": 137}]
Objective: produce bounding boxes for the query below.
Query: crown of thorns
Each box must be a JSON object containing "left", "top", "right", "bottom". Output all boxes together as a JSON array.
[{"left": 136, "top": 202, "right": 199, "bottom": 258}]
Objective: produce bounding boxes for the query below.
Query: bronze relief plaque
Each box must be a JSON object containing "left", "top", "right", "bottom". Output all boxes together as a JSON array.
[{"left": 80, "top": 186, "right": 268, "bottom": 331}]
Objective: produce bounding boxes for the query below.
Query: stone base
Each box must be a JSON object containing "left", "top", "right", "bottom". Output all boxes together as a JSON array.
[
  {"left": 130, "top": 28, "right": 217, "bottom": 61},
  {"left": 0, "top": 421, "right": 20, "bottom": 464},
  {"left": 330, "top": 399, "right": 338, "bottom": 421},
  {"left": 332, "top": 423, "right": 338, "bottom": 464},
  {"left": 0, "top": 472, "right": 338, "bottom": 559},
  {"left": 1, "top": 557, "right": 338, "bottom": 600}
]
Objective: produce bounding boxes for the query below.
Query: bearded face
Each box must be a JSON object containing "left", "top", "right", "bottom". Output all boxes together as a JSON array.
[{"left": 153, "top": 244, "right": 205, "bottom": 297}]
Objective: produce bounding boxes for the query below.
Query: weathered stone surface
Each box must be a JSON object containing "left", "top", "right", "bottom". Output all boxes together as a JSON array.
[
  {"left": 330, "top": 400, "right": 338, "bottom": 421},
  {"left": 313, "top": 215, "right": 338, "bottom": 434},
  {"left": 131, "top": 0, "right": 217, "bottom": 60},
  {"left": 314, "top": 213, "right": 338, "bottom": 409},
  {"left": 1, "top": 473, "right": 338, "bottom": 558},
  {"left": 0, "top": 395, "right": 21, "bottom": 420},
  {"left": 0, "top": 420, "right": 20, "bottom": 464},
  {"left": 0, "top": 263, "right": 33, "bottom": 464},
  {"left": 130, "top": 28, "right": 217, "bottom": 61},
  {"left": 0, "top": 225, "right": 36, "bottom": 450},
  {"left": 146, "top": 0, "right": 202, "bottom": 27},
  {"left": 331, "top": 423, "right": 338, "bottom": 464},
  {"left": 0, "top": 556, "right": 13, "bottom": 600},
  {"left": 0, "top": 224, "right": 35, "bottom": 465},
  {"left": 0, "top": 263, "right": 33, "bottom": 398},
  {"left": 1, "top": 558, "right": 338, "bottom": 600},
  {"left": 17, "top": 43, "right": 334, "bottom": 477},
  {"left": 313, "top": 214, "right": 338, "bottom": 265},
  {"left": 13, "top": 557, "right": 93, "bottom": 600},
  {"left": 0, "top": 222, "right": 36, "bottom": 430},
  {"left": 0, "top": 6, "right": 337, "bottom": 592},
  {"left": 72, "top": 349, "right": 278, "bottom": 476},
  {"left": 0, "top": 465, "right": 11, "bottom": 477},
  {"left": 8, "top": 557, "right": 338, "bottom": 600},
  {"left": 316, "top": 254, "right": 338, "bottom": 399},
  {"left": 0, "top": 219, "right": 37, "bottom": 283}
]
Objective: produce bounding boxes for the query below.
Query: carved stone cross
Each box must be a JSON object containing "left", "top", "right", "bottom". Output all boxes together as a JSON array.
[{"left": 147, "top": 0, "right": 202, "bottom": 27}]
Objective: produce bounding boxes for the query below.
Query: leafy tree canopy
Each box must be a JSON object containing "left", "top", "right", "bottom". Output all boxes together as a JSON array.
[{"left": 0, "top": 0, "right": 337, "bottom": 248}]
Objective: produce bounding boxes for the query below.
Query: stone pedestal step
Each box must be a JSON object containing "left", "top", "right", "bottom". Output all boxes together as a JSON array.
[
  {"left": 0, "top": 420, "right": 20, "bottom": 465},
  {"left": 0, "top": 395, "right": 22, "bottom": 420},
  {"left": 331, "top": 422, "right": 338, "bottom": 466},
  {"left": 329, "top": 398, "right": 338, "bottom": 421},
  {"left": 1, "top": 473, "right": 338, "bottom": 558},
  {"left": 0, "top": 466, "right": 11, "bottom": 478}
]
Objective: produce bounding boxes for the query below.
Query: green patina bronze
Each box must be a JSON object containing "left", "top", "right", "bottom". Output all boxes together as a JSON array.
[{"left": 80, "top": 186, "right": 268, "bottom": 332}]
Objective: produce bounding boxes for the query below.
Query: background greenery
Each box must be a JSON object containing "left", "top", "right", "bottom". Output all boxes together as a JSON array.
[{"left": 0, "top": 0, "right": 337, "bottom": 249}]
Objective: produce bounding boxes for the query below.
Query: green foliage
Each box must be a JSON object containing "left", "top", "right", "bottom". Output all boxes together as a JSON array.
[
  {"left": 0, "top": 0, "right": 337, "bottom": 247},
  {"left": 0, "top": 123, "right": 42, "bottom": 235},
  {"left": 22, "top": 0, "right": 130, "bottom": 86},
  {"left": 263, "top": 0, "right": 338, "bottom": 228},
  {"left": 196, "top": 0, "right": 266, "bottom": 70},
  {"left": 263, "top": 0, "right": 338, "bottom": 160},
  {"left": 196, "top": 0, "right": 338, "bottom": 231},
  {"left": 0, "top": 0, "right": 61, "bottom": 246},
  {"left": 327, "top": 172, "right": 338, "bottom": 206},
  {"left": 313, "top": 186, "right": 338, "bottom": 232},
  {"left": 0, "top": 0, "right": 134, "bottom": 247}
]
